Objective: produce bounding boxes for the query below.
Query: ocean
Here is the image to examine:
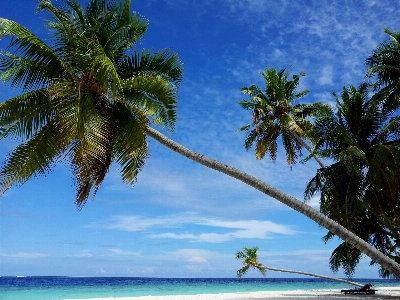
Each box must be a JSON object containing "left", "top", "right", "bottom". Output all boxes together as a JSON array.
[{"left": 1, "top": 277, "right": 399, "bottom": 300}]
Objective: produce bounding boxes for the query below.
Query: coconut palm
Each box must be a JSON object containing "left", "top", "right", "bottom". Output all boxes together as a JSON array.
[
  {"left": 0, "top": 0, "right": 183, "bottom": 207},
  {"left": 238, "top": 67, "right": 326, "bottom": 167},
  {"left": 235, "top": 246, "right": 362, "bottom": 287},
  {"left": 305, "top": 84, "right": 400, "bottom": 277},
  {"left": 2, "top": 0, "right": 400, "bottom": 278},
  {"left": 235, "top": 246, "right": 266, "bottom": 278}
]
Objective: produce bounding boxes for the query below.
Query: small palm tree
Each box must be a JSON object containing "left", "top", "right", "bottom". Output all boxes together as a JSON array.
[
  {"left": 238, "top": 67, "right": 326, "bottom": 167},
  {"left": 235, "top": 246, "right": 266, "bottom": 278},
  {"left": 0, "top": 0, "right": 183, "bottom": 207},
  {"left": 235, "top": 246, "right": 362, "bottom": 287}
]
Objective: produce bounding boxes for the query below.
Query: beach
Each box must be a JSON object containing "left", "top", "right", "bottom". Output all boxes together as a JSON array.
[{"left": 74, "top": 288, "right": 400, "bottom": 300}]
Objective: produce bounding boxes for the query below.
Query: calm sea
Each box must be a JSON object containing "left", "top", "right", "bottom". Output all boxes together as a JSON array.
[{"left": 0, "top": 277, "right": 399, "bottom": 300}]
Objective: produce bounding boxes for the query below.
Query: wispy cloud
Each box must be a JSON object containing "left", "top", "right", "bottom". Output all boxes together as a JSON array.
[
  {"left": 0, "top": 252, "right": 47, "bottom": 259},
  {"left": 74, "top": 250, "right": 92, "bottom": 258},
  {"left": 88, "top": 213, "right": 295, "bottom": 243},
  {"left": 107, "top": 248, "right": 141, "bottom": 256},
  {"left": 161, "top": 248, "right": 232, "bottom": 273},
  {"left": 318, "top": 65, "right": 334, "bottom": 86}
]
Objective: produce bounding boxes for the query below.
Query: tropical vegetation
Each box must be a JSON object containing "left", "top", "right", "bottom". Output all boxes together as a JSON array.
[
  {"left": 1, "top": 0, "right": 400, "bottom": 278},
  {"left": 304, "top": 83, "right": 400, "bottom": 278},
  {"left": 237, "top": 31, "right": 400, "bottom": 278}
]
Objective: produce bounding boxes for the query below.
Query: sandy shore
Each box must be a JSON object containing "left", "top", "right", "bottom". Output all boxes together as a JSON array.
[{"left": 73, "top": 288, "right": 400, "bottom": 300}]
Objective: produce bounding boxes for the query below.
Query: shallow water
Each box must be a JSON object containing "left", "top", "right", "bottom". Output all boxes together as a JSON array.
[{"left": 1, "top": 277, "right": 399, "bottom": 300}]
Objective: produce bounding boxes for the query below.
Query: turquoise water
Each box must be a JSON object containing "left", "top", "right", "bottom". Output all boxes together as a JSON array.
[{"left": 1, "top": 277, "right": 399, "bottom": 300}]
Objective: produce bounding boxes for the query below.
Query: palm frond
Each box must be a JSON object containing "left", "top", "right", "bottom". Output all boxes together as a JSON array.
[
  {"left": 0, "top": 18, "right": 64, "bottom": 72},
  {"left": 0, "top": 51, "right": 62, "bottom": 91},
  {"left": 0, "top": 89, "right": 53, "bottom": 139},
  {"left": 118, "top": 49, "right": 183, "bottom": 86},
  {"left": 0, "top": 123, "right": 61, "bottom": 195},
  {"left": 112, "top": 102, "right": 148, "bottom": 186},
  {"left": 122, "top": 74, "right": 177, "bottom": 131}
]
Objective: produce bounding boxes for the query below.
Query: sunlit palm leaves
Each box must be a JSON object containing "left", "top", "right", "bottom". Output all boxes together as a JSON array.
[{"left": 0, "top": 0, "right": 183, "bottom": 207}]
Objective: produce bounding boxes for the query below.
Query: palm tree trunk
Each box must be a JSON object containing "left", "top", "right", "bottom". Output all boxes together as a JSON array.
[
  {"left": 146, "top": 126, "right": 400, "bottom": 278},
  {"left": 291, "top": 131, "right": 325, "bottom": 168},
  {"left": 261, "top": 265, "right": 363, "bottom": 287}
]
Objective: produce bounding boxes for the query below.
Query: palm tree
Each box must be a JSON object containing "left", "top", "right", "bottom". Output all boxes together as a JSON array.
[
  {"left": 238, "top": 67, "right": 326, "bottom": 167},
  {"left": 0, "top": 0, "right": 183, "bottom": 207},
  {"left": 305, "top": 84, "right": 400, "bottom": 277},
  {"left": 2, "top": 0, "right": 400, "bottom": 278},
  {"left": 235, "top": 246, "right": 362, "bottom": 287},
  {"left": 235, "top": 246, "right": 266, "bottom": 278}
]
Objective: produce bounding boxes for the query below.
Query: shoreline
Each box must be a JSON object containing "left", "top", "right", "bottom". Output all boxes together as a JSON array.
[{"left": 71, "top": 288, "right": 400, "bottom": 300}]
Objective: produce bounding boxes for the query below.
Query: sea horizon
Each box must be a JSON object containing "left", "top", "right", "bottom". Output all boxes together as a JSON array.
[{"left": 1, "top": 276, "right": 399, "bottom": 300}]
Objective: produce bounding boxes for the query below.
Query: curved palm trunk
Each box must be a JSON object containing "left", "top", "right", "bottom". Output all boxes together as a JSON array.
[
  {"left": 146, "top": 127, "right": 400, "bottom": 278},
  {"left": 261, "top": 265, "right": 362, "bottom": 287}
]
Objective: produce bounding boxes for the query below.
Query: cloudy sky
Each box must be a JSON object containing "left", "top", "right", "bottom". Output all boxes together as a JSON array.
[{"left": 1, "top": 0, "right": 400, "bottom": 278}]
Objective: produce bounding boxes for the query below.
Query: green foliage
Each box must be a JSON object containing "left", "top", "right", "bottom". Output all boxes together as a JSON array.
[
  {"left": 235, "top": 246, "right": 266, "bottom": 279},
  {"left": 305, "top": 83, "right": 400, "bottom": 278},
  {"left": 238, "top": 67, "right": 327, "bottom": 165},
  {"left": 0, "top": 0, "right": 183, "bottom": 207}
]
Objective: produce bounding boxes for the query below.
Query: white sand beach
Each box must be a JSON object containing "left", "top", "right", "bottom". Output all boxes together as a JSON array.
[{"left": 74, "top": 288, "right": 400, "bottom": 300}]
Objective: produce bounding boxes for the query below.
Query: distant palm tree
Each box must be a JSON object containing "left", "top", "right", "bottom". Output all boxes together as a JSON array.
[
  {"left": 238, "top": 67, "right": 326, "bottom": 167},
  {"left": 2, "top": 0, "right": 400, "bottom": 278},
  {"left": 305, "top": 84, "right": 400, "bottom": 277},
  {"left": 235, "top": 246, "right": 362, "bottom": 287}
]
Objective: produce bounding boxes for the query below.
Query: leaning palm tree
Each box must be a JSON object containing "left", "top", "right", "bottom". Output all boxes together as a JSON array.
[
  {"left": 305, "top": 84, "right": 400, "bottom": 277},
  {"left": 1, "top": 0, "right": 400, "bottom": 278},
  {"left": 235, "top": 246, "right": 363, "bottom": 287},
  {"left": 148, "top": 127, "right": 400, "bottom": 277},
  {"left": 238, "top": 67, "right": 326, "bottom": 167}
]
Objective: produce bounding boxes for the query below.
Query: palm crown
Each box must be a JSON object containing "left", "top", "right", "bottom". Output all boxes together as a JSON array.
[
  {"left": 235, "top": 246, "right": 266, "bottom": 278},
  {"left": 239, "top": 67, "right": 326, "bottom": 166},
  {"left": 0, "top": 0, "right": 183, "bottom": 207}
]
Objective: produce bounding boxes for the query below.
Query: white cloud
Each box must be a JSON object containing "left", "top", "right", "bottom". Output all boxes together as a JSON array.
[
  {"left": 90, "top": 213, "right": 295, "bottom": 243},
  {"left": 92, "top": 213, "right": 197, "bottom": 232},
  {"left": 77, "top": 250, "right": 92, "bottom": 258},
  {"left": 151, "top": 232, "right": 231, "bottom": 243},
  {"left": 163, "top": 249, "right": 229, "bottom": 265},
  {"left": 0, "top": 252, "right": 47, "bottom": 259},
  {"left": 107, "top": 248, "right": 141, "bottom": 256},
  {"left": 305, "top": 195, "right": 320, "bottom": 209},
  {"left": 318, "top": 65, "right": 333, "bottom": 86}
]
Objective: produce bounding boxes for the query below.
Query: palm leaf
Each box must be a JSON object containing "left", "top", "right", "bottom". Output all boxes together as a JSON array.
[
  {"left": 122, "top": 75, "right": 177, "bottom": 130},
  {"left": 0, "top": 123, "right": 61, "bottom": 194}
]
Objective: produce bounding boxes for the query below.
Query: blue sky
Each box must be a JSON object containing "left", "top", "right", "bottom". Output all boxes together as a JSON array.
[{"left": 1, "top": 0, "right": 400, "bottom": 278}]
